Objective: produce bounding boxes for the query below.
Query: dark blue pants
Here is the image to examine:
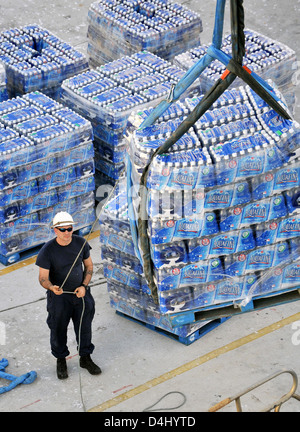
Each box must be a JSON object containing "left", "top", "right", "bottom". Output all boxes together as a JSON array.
[{"left": 46, "top": 289, "right": 95, "bottom": 359}]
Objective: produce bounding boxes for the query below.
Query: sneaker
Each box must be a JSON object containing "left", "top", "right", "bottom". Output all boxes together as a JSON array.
[
  {"left": 80, "top": 355, "right": 102, "bottom": 375},
  {"left": 57, "top": 358, "right": 68, "bottom": 380}
]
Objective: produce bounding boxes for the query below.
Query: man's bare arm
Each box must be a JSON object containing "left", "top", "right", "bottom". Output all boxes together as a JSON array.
[
  {"left": 38, "top": 267, "right": 62, "bottom": 295},
  {"left": 82, "top": 256, "right": 93, "bottom": 287}
]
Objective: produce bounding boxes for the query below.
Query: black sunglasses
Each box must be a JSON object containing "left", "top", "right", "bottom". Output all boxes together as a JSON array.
[{"left": 57, "top": 227, "right": 73, "bottom": 232}]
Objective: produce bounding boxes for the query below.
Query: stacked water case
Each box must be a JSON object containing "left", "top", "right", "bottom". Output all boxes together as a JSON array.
[
  {"left": 99, "top": 174, "right": 226, "bottom": 343},
  {"left": 0, "top": 24, "right": 88, "bottom": 99},
  {"left": 99, "top": 80, "right": 300, "bottom": 330},
  {"left": 0, "top": 91, "right": 95, "bottom": 265},
  {"left": 174, "top": 29, "right": 298, "bottom": 115},
  {"left": 60, "top": 50, "right": 200, "bottom": 190},
  {"left": 87, "top": 0, "right": 203, "bottom": 66}
]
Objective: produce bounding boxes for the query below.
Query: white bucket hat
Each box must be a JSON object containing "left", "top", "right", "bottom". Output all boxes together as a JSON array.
[{"left": 52, "top": 211, "right": 75, "bottom": 228}]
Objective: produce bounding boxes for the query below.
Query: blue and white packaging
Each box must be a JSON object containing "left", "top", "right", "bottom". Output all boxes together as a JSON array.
[
  {"left": 214, "top": 277, "right": 245, "bottom": 304},
  {"left": 251, "top": 172, "right": 275, "bottom": 201},
  {"left": 223, "top": 251, "right": 248, "bottom": 278},
  {"left": 156, "top": 257, "right": 223, "bottom": 291},
  {"left": 209, "top": 228, "right": 255, "bottom": 257},
  {"left": 219, "top": 206, "right": 243, "bottom": 232},
  {"left": 98, "top": 56, "right": 300, "bottom": 324},
  {"left": 241, "top": 199, "right": 270, "bottom": 226},
  {"left": 276, "top": 216, "right": 300, "bottom": 240},
  {"left": 1, "top": 24, "right": 89, "bottom": 98},
  {"left": 245, "top": 245, "right": 275, "bottom": 273},
  {"left": 0, "top": 91, "right": 96, "bottom": 258},
  {"left": 255, "top": 220, "right": 279, "bottom": 247},
  {"left": 187, "top": 237, "right": 211, "bottom": 263},
  {"left": 281, "top": 261, "right": 300, "bottom": 288},
  {"left": 151, "top": 241, "right": 187, "bottom": 268},
  {"left": 273, "top": 161, "right": 300, "bottom": 193},
  {"left": 284, "top": 188, "right": 300, "bottom": 214}
]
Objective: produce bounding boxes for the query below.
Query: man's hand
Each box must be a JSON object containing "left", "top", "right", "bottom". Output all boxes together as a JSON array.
[
  {"left": 51, "top": 285, "right": 63, "bottom": 295},
  {"left": 74, "top": 286, "right": 86, "bottom": 298}
]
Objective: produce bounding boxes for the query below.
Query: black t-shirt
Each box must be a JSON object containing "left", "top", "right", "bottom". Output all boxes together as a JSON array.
[{"left": 36, "top": 235, "right": 91, "bottom": 292}]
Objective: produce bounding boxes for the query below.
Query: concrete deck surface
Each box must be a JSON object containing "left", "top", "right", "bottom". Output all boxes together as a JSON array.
[{"left": 0, "top": 0, "right": 299, "bottom": 415}]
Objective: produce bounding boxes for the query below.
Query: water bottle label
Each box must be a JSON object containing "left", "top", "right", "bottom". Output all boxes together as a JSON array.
[
  {"left": 236, "top": 153, "right": 265, "bottom": 178},
  {"left": 167, "top": 167, "right": 198, "bottom": 189},
  {"left": 246, "top": 245, "right": 275, "bottom": 273},
  {"left": 273, "top": 165, "right": 300, "bottom": 191},
  {"left": 241, "top": 200, "right": 270, "bottom": 225},
  {"left": 269, "top": 195, "right": 287, "bottom": 219},
  {"left": 204, "top": 187, "right": 233, "bottom": 209},
  {"left": 282, "top": 262, "right": 300, "bottom": 287},
  {"left": 255, "top": 267, "right": 283, "bottom": 295},
  {"left": 210, "top": 233, "right": 238, "bottom": 256},
  {"left": 277, "top": 216, "right": 300, "bottom": 239},
  {"left": 215, "top": 277, "right": 245, "bottom": 303},
  {"left": 173, "top": 218, "right": 203, "bottom": 239}
]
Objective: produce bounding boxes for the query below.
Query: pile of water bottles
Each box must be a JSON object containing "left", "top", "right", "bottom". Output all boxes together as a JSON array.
[
  {"left": 99, "top": 174, "right": 218, "bottom": 338},
  {"left": 0, "top": 24, "right": 88, "bottom": 99},
  {"left": 0, "top": 91, "right": 95, "bottom": 264},
  {"left": 99, "top": 79, "right": 300, "bottom": 321},
  {"left": 87, "top": 0, "right": 203, "bottom": 66},
  {"left": 60, "top": 50, "right": 199, "bottom": 189},
  {"left": 174, "top": 28, "right": 298, "bottom": 115}
]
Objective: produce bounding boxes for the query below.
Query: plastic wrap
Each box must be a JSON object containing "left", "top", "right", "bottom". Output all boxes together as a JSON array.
[
  {"left": 87, "top": 0, "right": 203, "bottom": 66},
  {"left": 99, "top": 80, "right": 300, "bottom": 322},
  {"left": 0, "top": 24, "right": 88, "bottom": 99},
  {"left": 0, "top": 92, "right": 96, "bottom": 261},
  {"left": 60, "top": 50, "right": 201, "bottom": 188},
  {"left": 99, "top": 174, "right": 218, "bottom": 338},
  {"left": 174, "top": 28, "right": 298, "bottom": 115}
]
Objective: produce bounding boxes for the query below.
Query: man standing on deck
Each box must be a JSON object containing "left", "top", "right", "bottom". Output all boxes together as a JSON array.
[{"left": 36, "top": 211, "right": 101, "bottom": 380}]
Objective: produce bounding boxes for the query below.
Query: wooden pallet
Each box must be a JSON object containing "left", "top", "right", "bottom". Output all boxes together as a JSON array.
[
  {"left": 0, "top": 224, "right": 93, "bottom": 266},
  {"left": 115, "top": 310, "right": 229, "bottom": 345},
  {"left": 168, "top": 287, "right": 300, "bottom": 327}
]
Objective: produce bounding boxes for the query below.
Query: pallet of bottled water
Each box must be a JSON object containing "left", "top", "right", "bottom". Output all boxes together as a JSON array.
[
  {"left": 99, "top": 174, "right": 229, "bottom": 342},
  {"left": 99, "top": 138, "right": 298, "bottom": 328},
  {"left": 87, "top": 0, "right": 203, "bottom": 67},
  {"left": 174, "top": 28, "right": 298, "bottom": 115},
  {"left": 0, "top": 92, "right": 96, "bottom": 265},
  {"left": 0, "top": 25, "right": 88, "bottom": 99},
  {"left": 60, "top": 50, "right": 200, "bottom": 187},
  {"left": 115, "top": 80, "right": 300, "bottom": 321}
]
